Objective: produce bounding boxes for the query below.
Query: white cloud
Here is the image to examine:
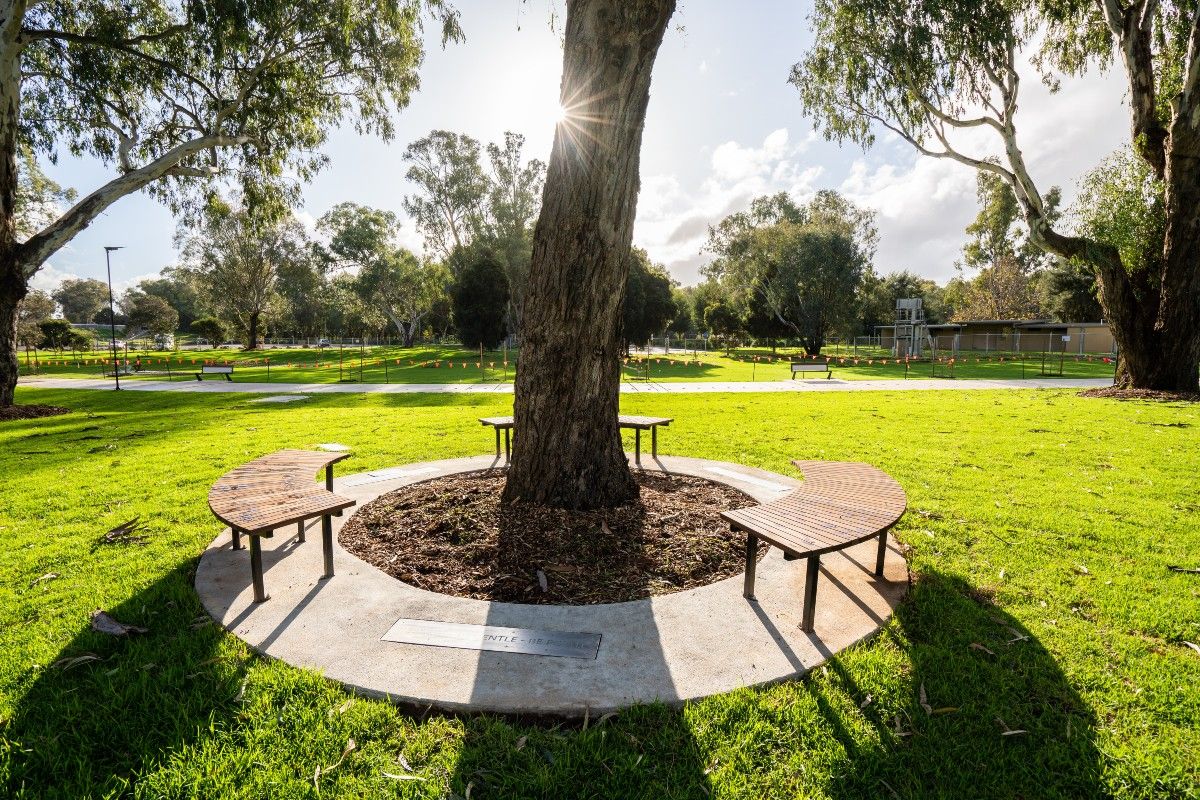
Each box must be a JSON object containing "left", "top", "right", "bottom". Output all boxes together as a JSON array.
[
  {"left": 635, "top": 128, "right": 822, "bottom": 284},
  {"left": 698, "top": 59, "right": 708, "bottom": 74}
]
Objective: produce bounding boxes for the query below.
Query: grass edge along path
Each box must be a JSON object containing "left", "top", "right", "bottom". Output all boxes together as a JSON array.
[{"left": 0, "top": 386, "right": 1197, "bottom": 799}]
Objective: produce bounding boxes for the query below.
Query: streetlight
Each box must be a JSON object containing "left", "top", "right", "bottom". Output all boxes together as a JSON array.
[{"left": 104, "top": 246, "right": 123, "bottom": 391}]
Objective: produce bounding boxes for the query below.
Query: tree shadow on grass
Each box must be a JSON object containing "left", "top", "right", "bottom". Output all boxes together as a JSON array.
[
  {"left": 1, "top": 560, "right": 241, "bottom": 798},
  {"left": 814, "top": 569, "right": 1102, "bottom": 799}
]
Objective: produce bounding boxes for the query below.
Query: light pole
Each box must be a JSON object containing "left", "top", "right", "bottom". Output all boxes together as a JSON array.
[{"left": 104, "top": 246, "right": 123, "bottom": 391}]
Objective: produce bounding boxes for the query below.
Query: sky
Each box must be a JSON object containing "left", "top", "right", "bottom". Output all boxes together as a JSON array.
[{"left": 33, "top": 0, "right": 1131, "bottom": 295}]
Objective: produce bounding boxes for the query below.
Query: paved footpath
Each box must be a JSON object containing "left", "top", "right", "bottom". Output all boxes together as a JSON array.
[{"left": 22, "top": 376, "right": 1112, "bottom": 395}]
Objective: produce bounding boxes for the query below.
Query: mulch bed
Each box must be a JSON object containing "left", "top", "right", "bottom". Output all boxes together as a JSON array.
[
  {"left": 1079, "top": 387, "right": 1200, "bottom": 402},
  {"left": 0, "top": 404, "right": 70, "bottom": 422},
  {"left": 338, "top": 470, "right": 763, "bottom": 605}
]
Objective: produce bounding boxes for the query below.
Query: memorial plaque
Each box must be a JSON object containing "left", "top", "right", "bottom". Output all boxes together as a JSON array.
[{"left": 382, "top": 618, "right": 601, "bottom": 659}]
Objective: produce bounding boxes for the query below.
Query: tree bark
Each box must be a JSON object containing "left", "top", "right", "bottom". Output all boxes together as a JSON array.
[
  {"left": 0, "top": 4, "right": 23, "bottom": 406},
  {"left": 247, "top": 311, "right": 260, "bottom": 350},
  {"left": 502, "top": 0, "right": 675, "bottom": 510}
]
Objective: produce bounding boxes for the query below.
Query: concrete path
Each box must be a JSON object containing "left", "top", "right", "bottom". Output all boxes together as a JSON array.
[
  {"left": 23, "top": 376, "right": 1111, "bottom": 395},
  {"left": 196, "top": 455, "right": 907, "bottom": 715}
]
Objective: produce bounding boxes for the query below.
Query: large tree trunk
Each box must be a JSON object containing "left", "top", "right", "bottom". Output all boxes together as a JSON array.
[
  {"left": 0, "top": 269, "right": 22, "bottom": 406},
  {"left": 247, "top": 311, "right": 260, "bottom": 350},
  {"left": 502, "top": 0, "right": 675, "bottom": 510},
  {"left": 0, "top": 5, "right": 22, "bottom": 407}
]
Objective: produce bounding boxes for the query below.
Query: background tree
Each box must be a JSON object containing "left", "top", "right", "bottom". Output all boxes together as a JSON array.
[
  {"left": 179, "top": 204, "right": 307, "bottom": 349},
  {"left": 0, "top": 0, "right": 461, "bottom": 406},
  {"left": 481, "top": 132, "right": 545, "bottom": 331},
  {"left": 16, "top": 288, "right": 53, "bottom": 352},
  {"left": 621, "top": 248, "right": 675, "bottom": 352},
  {"left": 191, "top": 317, "right": 225, "bottom": 348},
  {"left": 137, "top": 271, "right": 202, "bottom": 331},
  {"left": 667, "top": 287, "right": 694, "bottom": 337},
  {"left": 503, "top": 0, "right": 676, "bottom": 510},
  {"left": 402, "top": 130, "right": 488, "bottom": 260},
  {"left": 318, "top": 202, "right": 446, "bottom": 346},
  {"left": 37, "top": 318, "right": 73, "bottom": 350},
  {"left": 124, "top": 293, "right": 179, "bottom": 341},
  {"left": 705, "top": 192, "right": 874, "bottom": 354},
  {"left": 793, "top": 0, "right": 1200, "bottom": 390},
  {"left": 51, "top": 278, "right": 109, "bottom": 323},
  {"left": 1039, "top": 260, "right": 1103, "bottom": 323},
  {"left": 450, "top": 245, "right": 509, "bottom": 349}
]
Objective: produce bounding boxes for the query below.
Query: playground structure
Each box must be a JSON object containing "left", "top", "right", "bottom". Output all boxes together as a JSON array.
[{"left": 892, "top": 298, "right": 927, "bottom": 358}]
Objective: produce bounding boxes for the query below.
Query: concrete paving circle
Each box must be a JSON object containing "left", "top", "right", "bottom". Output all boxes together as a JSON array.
[{"left": 196, "top": 455, "right": 908, "bottom": 716}]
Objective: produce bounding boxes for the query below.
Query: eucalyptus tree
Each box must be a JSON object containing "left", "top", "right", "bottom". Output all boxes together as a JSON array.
[
  {"left": 178, "top": 204, "right": 309, "bottom": 349},
  {"left": 704, "top": 191, "right": 875, "bottom": 354},
  {"left": 482, "top": 132, "right": 545, "bottom": 329},
  {"left": 792, "top": 0, "right": 1200, "bottom": 390},
  {"left": 51, "top": 277, "right": 109, "bottom": 323},
  {"left": 402, "top": 130, "right": 489, "bottom": 261},
  {"left": 317, "top": 201, "right": 447, "bottom": 347},
  {"left": 502, "top": 0, "right": 676, "bottom": 510},
  {"left": 0, "top": 0, "right": 461, "bottom": 405}
]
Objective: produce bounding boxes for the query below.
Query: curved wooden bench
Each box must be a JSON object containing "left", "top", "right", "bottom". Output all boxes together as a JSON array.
[
  {"left": 721, "top": 460, "right": 906, "bottom": 632},
  {"left": 209, "top": 449, "right": 356, "bottom": 603}
]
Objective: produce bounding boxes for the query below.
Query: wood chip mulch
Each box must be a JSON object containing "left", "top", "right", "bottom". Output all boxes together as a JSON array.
[
  {"left": 1079, "top": 387, "right": 1200, "bottom": 402},
  {"left": 0, "top": 404, "right": 70, "bottom": 421},
  {"left": 338, "top": 471, "right": 764, "bottom": 605}
]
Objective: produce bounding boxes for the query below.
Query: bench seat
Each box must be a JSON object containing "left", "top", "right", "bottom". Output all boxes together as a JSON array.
[
  {"left": 722, "top": 460, "right": 906, "bottom": 631},
  {"left": 208, "top": 449, "right": 355, "bottom": 602}
]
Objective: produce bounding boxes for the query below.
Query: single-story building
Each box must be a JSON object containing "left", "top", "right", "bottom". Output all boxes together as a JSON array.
[{"left": 877, "top": 320, "right": 1115, "bottom": 355}]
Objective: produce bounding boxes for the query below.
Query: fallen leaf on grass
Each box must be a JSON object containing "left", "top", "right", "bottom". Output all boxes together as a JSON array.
[
  {"left": 859, "top": 693, "right": 873, "bottom": 709},
  {"left": 601, "top": 521, "right": 613, "bottom": 536},
  {"left": 996, "top": 717, "right": 1028, "bottom": 736},
  {"left": 919, "top": 683, "right": 932, "bottom": 715},
  {"left": 382, "top": 772, "right": 425, "bottom": 781},
  {"left": 1183, "top": 641, "right": 1200, "bottom": 655},
  {"left": 1075, "top": 564, "right": 1090, "bottom": 575},
  {"left": 90, "top": 609, "right": 147, "bottom": 636},
  {"left": 52, "top": 653, "right": 100, "bottom": 670},
  {"left": 396, "top": 753, "right": 413, "bottom": 771},
  {"left": 314, "top": 739, "right": 356, "bottom": 788},
  {"left": 596, "top": 711, "right": 617, "bottom": 726},
  {"left": 1168, "top": 565, "right": 1200, "bottom": 574},
  {"left": 327, "top": 699, "right": 353, "bottom": 717},
  {"left": 29, "top": 572, "right": 58, "bottom": 588},
  {"left": 892, "top": 715, "right": 912, "bottom": 737},
  {"left": 930, "top": 707, "right": 959, "bottom": 715},
  {"left": 514, "top": 735, "right": 527, "bottom": 752},
  {"left": 100, "top": 518, "right": 148, "bottom": 546}
]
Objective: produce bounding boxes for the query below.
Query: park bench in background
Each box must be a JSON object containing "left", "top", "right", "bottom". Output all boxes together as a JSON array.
[
  {"left": 196, "top": 365, "right": 234, "bottom": 382},
  {"left": 791, "top": 362, "right": 832, "bottom": 379},
  {"left": 208, "top": 449, "right": 355, "bottom": 603},
  {"left": 722, "top": 460, "right": 906, "bottom": 632},
  {"left": 479, "top": 414, "right": 673, "bottom": 467}
]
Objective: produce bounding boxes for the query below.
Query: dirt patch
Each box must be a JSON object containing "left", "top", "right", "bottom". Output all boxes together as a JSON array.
[
  {"left": 338, "top": 470, "right": 763, "bottom": 605},
  {"left": 1078, "top": 386, "right": 1200, "bottom": 403},
  {"left": 0, "top": 404, "right": 70, "bottom": 422}
]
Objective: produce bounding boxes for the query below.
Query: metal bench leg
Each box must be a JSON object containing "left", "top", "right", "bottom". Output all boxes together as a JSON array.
[
  {"left": 297, "top": 520, "right": 306, "bottom": 543},
  {"left": 327, "top": 465, "right": 341, "bottom": 517},
  {"left": 504, "top": 428, "right": 511, "bottom": 463},
  {"left": 249, "top": 534, "right": 268, "bottom": 603},
  {"left": 802, "top": 555, "right": 821, "bottom": 632},
  {"left": 743, "top": 532, "right": 758, "bottom": 600},
  {"left": 875, "top": 530, "right": 888, "bottom": 577},
  {"left": 634, "top": 428, "right": 642, "bottom": 467},
  {"left": 651, "top": 425, "right": 658, "bottom": 458},
  {"left": 231, "top": 527, "right": 242, "bottom": 551},
  {"left": 321, "top": 514, "right": 334, "bottom": 579},
  {"left": 494, "top": 426, "right": 501, "bottom": 458}
]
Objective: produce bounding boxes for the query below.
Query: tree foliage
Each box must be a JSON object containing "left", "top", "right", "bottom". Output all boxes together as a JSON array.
[
  {"left": 705, "top": 191, "right": 874, "bottom": 353},
  {"left": 449, "top": 245, "right": 509, "bottom": 349},
  {"left": 52, "top": 278, "right": 110, "bottom": 323},
  {"left": 622, "top": 248, "right": 675, "bottom": 349},
  {"left": 124, "top": 292, "right": 179, "bottom": 337}
]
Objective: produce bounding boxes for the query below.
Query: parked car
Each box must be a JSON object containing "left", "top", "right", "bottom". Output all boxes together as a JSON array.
[{"left": 317, "top": 338, "right": 331, "bottom": 348}]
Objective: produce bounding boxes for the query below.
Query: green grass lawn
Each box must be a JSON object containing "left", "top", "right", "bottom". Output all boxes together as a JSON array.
[
  {"left": 1, "top": 387, "right": 1197, "bottom": 798},
  {"left": 18, "top": 343, "right": 1118, "bottom": 385}
]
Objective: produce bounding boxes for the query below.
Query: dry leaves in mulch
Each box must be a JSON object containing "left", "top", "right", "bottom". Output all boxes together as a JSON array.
[
  {"left": 1079, "top": 387, "right": 1200, "bottom": 402},
  {"left": 0, "top": 403, "right": 69, "bottom": 421},
  {"left": 338, "top": 470, "right": 762, "bottom": 605}
]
